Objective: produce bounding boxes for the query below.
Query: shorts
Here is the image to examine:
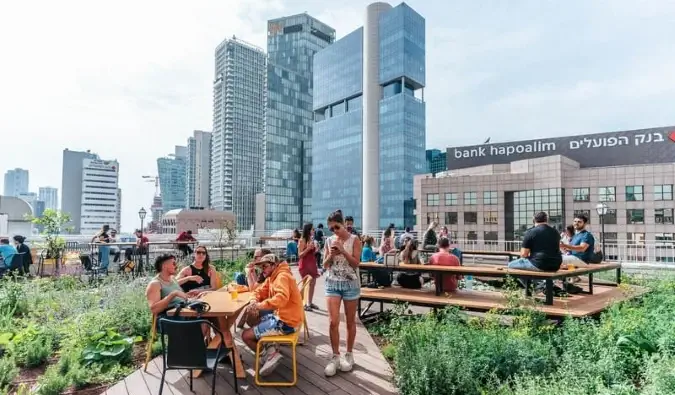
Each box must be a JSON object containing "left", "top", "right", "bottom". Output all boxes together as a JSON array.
[
  {"left": 325, "top": 286, "right": 360, "bottom": 301},
  {"left": 253, "top": 313, "right": 296, "bottom": 340}
]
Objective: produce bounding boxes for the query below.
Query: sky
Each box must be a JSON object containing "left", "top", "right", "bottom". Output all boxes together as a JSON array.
[{"left": 1, "top": 0, "right": 674, "bottom": 232}]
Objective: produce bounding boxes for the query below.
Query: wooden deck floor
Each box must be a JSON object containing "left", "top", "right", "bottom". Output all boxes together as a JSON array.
[{"left": 103, "top": 270, "right": 398, "bottom": 395}]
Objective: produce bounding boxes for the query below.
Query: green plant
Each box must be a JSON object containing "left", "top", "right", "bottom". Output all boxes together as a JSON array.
[
  {"left": 29, "top": 209, "right": 72, "bottom": 259},
  {"left": 0, "top": 357, "right": 18, "bottom": 390},
  {"left": 8, "top": 325, "right": 54, "bottom": 368},
  {"left": 36, "top": 365, "right": 69, "bottom": 395},
  {"left": 81, "top": 328, "right": 140, "bottom": 368}
]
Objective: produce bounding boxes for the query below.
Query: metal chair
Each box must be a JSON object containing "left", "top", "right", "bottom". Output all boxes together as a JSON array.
[{"left": 158, "top": 317, "right": 237, "bottom": 395}]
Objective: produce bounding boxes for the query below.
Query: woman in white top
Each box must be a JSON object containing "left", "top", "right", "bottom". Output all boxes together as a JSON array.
[{"left": 322, "top": 210, "right": 362, "bottom": 377}]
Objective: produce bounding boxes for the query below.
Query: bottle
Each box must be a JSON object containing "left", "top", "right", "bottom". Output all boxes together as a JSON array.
[{"left": 465, "top": 275, "right": 473, "bottom": 290}]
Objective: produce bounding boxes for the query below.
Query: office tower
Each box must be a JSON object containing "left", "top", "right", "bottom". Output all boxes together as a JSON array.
[
  {"left": 79, "top": 157, "right": 120, "bottom": 235},
  {"left": 3, "top": 168, "right": 29, "bottom": 197},
  {"left": 426, "top": 149, "right": 448, "bottom": 175},
  {"left": 157, "top": 146, "right": 187, "bottom": 212},
  {"left": 263, "top": 13, "right": 335, "bottom": 231},
  {"left": 116, "top": 188, "right": 122, "bottom": 231},
  {"left": 38, "top": 187, "right": 59, "bottom": 211},
  {"left": 186, "top": 130, "right": 212, "bottom": 209},
  {"left": 61, "top": 149, "right": 100, "bottom": 233},
  {"left": 210, "top": 37, "right": 266, "bottom": 229},
  {"left": 312, "top": 2, "right": 426, "bottom": 231}
]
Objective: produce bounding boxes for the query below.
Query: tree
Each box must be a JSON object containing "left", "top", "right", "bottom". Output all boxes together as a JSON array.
[
  {"left": 29, "top": 209, "right": 73, "bottom": 260},
  {"left": 215, "top": 219, "right": 237, "bottom": 261}
]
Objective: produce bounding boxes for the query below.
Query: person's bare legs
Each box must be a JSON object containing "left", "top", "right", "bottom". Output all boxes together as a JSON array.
[
  {"left": 308, "top": 277, "right": 316, "bottom": 305},
  {"left": 343, "top": 299, "right": 358, "bottom": 353},
  {"left": 326, "top": 296, "right": 342, "bottom": 354}
]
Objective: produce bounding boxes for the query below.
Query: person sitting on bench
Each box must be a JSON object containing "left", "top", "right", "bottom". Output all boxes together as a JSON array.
[
  {"left": 397, "top": 239, "right": 424, "bottom": 289},
  {"left": 175, "top": 230, "right": 196, "bottom": 258},
  {"left": 428, "top": 237, "right": 461, "bottom": 292},
  {"left": 508, "top": 211, "right": 562, "bottom": 278},
  {"left": 560, "top": 214, "right": 595, "bottom": 267}
]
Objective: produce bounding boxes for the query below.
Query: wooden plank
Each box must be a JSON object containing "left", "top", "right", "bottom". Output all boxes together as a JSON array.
[
  {"left": 140, "top": 356, "right": 175, "bottom": 395},
  {"left": 152, "top": 358, "right": 188, "bottom": 394},
  {"left": 103, "top": 380, "right": 128, "bottom": 395},
  {"left": 359, "top": 262, "right": 620, "bottom": 278},
  {"left": 122, "top": 368, "right": 151, "bottom": 395}
]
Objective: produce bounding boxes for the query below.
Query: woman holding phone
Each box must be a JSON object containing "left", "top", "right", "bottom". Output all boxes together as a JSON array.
[{"left": 322, "top": 210, "right": 362, "bottom": 377}]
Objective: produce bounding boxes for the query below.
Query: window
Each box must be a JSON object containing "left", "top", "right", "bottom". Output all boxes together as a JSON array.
[
  {"left": 604, "top": 209, "right": 617, "bottom": 225},
  {"left": 464, "top": 211, "right": 478, "bottom": 224},
  {"left": 483, "top": 211, "right": 498, "bottom": 225},
  {"left": 603, "top": 232, "right": 618, "bottom": 245},
  {"left": 655, "top": 208, "right": 674, "bottom": 225},
  {"left": 466, "top": 231, "right": 478, "bottom": 245},
  {"left": 484, "top": 231, "right": 499, "bottom": 246},
  {"left": 464, "top": 192, "right": 477, "bottom": 205},
  {"left": 573, "top": 210, "right": 591, "bottom": 224},
  {"left": 625, "top": 185, "right": 644, "bottom": 201},
  {"left": 483, "top": 191, "right": 497, "bottom": 205},
  {"left": 573, "top": 188, "right": 590, "bottom": 202},
  {"left": 626, "top": 209, "right": 645, "bottom": 224},
  {"left": 626, "top": 232, "right": 645, "bottom": 245},
  {"left": 426, "top": 212, "right": 438, "bottom": 225},
  {"left": 598, "top": 187, "right": 616, "bottom": 202},
  {"left": 655, "top": 184, "right": 673, "bottom": 201},
  {"left": 445, "top": 193, "right": 458, "bottom": 206},
  {"left": 426, "top": 193, "right": 439, "bottom": 206},
  {"left": 444, "top": 212, "right": 458, "bottom": 225}
]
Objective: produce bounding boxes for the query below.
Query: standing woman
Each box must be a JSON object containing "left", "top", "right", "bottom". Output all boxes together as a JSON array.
[
  {"left": 12, "top": 236, "right": 32, "bottom": 275},
  {"left": 177, "top": 245, "right": 219, "bottom": 293},
  {"left": 323, "top": 210, "right": 362, "bottom": 377},
  {"left": 298, "top": 222, "right": 320, "bottom": 311}
]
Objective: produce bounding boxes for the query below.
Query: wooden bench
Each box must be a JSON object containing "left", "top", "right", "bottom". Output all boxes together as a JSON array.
[
  {"left": 462, "top": 250, "right": 520, "bottom": 261},
  {"left": 359, "top": 262, "right": 622, "bottom": 305},
  {"left": 358, "top": 284, "right": 646, "bottom": 319}
]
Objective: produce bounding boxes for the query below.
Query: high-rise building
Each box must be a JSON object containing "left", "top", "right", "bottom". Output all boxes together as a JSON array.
[
  {"left": 263, "top": 13, "right": 335, "bottom": 231},
  {"left": 38, "top": 187, "right": 59, "bottom": 211},
  {"left": 186, "top": 130, "right": 212, "bottom": 209},
  {"left": 116, "top": 188, "right": 122, "bottom": 231},
  {"left": 157, "top": 146, "right": 187, "bottom": 212},
  {"left": 61, "top": 149, "right": 101, "bottom": 233},
  {"left": 426, "top": 149, "right": 447, "bottom": 175},
  {"left": 312, "top": 2, "right": 426, "bottom": 231},
  {"left": 3, "top": 168, "right": 29, "bottom": 197},
  {"left": 80, "top": 157, "right": 120, "bottom": 235},
  {"left": 210, "top": 37, "right": 267, "bottom": 229}
]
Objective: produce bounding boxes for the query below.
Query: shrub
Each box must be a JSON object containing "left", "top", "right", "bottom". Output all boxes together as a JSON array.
[
  {"left": 36, "top": 365, "right": 69, "bottom": 395},
  {"left": 0, "top": 357, "right": 18, "bottom": 390}
]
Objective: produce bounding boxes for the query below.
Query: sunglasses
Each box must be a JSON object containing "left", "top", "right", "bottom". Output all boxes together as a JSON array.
[
  {"left": 329, "top": 225, "right": 341, "bottom": 233},
  {"left": 196, "top": 250, "right": 207, "bottom": 255}
]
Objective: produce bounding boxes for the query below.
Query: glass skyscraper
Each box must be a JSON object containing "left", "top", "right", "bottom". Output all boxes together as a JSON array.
[
  {"left": 186, "top": 130, "right": 211, "bottom": 209},
  {"left": 264, "top": 13, "right": 335, "bottom": 231},
  {"left": 157, "top": 146, "right": 187, "bottom": 212},
  {"left": 210, "top": 37, "right": 267, "bottom": 229},
  {"left": 312, "top": 2, "right": 425, "bottom": 231},
  {"left": 426, "top": 149, "right": 448, "bottom": 175}
]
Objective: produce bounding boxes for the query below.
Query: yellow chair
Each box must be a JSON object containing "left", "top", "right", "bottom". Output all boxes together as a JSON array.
[
  {"left": 144, "top": 315, "right": 157, "bottom": 372},
  {"left": 254, "top": 275, "right": 312, "bottom": 387}
]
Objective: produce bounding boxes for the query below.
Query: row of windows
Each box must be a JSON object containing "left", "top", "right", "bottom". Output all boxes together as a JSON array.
[
  {"left": 574, "top": 185, "right": 673, "bottom": 202},
  {"left": 427, "top": 191, "right": 498, "bottom": 206}
]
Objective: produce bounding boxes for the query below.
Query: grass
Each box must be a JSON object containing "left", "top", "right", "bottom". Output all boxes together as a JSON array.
[
  {"left": 368, "top": 275, "right": 675, "bottom": 395},
  {"left": 0, "top": 255, "right": 248, "bottom": 394}
]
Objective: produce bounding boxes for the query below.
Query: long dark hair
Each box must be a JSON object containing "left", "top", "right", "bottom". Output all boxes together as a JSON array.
[
  {"left": 301, "top": 222, "right": 313, "bottom": 243},
  {"left": 194, "top": 245, "right": 211, "bottom": 274}
]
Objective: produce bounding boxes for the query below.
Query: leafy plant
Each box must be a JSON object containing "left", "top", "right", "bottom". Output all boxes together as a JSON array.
[
  {"left": 8, "top": 325, "right": 54, "bottom": 367},
  {"left": 28, "top": 209, "right": 72, "bottom": 259},
  {"left": 81, "top": 329, "right": 141, "bottom": 368},
  {"left": 0, "top": 357, "right": 18, "bottom": 390},
  {"left": 36, "top": 365, "right": 69, "bottom": 395}
]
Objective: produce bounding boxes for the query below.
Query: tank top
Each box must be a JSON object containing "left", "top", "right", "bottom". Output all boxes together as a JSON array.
[
  {"left": 156, "top": 275, "right": 185, "bottom": 310},
  {"left": 325, "top": 234, "right": 360, "bottom": 291},
  {"left": 181, "top": 264, "right": 211, "bottom": 292}
]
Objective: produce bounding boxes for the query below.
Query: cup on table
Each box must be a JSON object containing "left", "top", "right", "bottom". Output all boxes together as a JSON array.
[
  {"left": 230, "top": 288, "right": 239, "bottom": 301},
  {"left": 567, "top": 264, "right": 576, "bottom": 271}
]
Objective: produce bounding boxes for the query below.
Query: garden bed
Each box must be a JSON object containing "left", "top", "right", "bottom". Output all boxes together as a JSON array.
[{"left": 366, "top": 275, "right": 674, "bottom": 395}]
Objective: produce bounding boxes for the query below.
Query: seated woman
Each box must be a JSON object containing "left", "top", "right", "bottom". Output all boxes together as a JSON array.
[
  {"left": 176, "top": 245, "right": 219, "bottom": 293},
  {"left": 396, "top": 239, "right": 424, "bottom": 289},
  {"left": 361, "top": 236, "right": 378, "bottom": 262}
]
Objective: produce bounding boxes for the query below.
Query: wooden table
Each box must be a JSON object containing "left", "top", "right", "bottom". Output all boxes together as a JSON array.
[
  {"left": 462, "top": 250, "right": 520, "bottom": 261},
  {"left": 167, "top": 288, "right": 250, "bottom": 379}
]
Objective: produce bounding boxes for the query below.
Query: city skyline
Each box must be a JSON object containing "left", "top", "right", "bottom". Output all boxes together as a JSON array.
[{"left": 2, "top": 0, "right": 674, "bottom": 230}]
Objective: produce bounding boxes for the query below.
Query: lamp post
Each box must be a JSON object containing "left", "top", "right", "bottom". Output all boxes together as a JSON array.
[
  {"left": 595, "top": 202, "right": 608, "bottom": 258},
  {"left": 138, "top": 207, "right": 147, "bottom": 272}
]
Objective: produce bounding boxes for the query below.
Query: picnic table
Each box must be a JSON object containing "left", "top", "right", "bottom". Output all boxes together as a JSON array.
[
  {"left": 358, "top": 261, "right": 621, "bottom": 305},
  {"left": 167, "top": 288, "right": 250, "bottom": 379},
  {"left": 462, "top": 250, "right": 520, "bottom": 261}
]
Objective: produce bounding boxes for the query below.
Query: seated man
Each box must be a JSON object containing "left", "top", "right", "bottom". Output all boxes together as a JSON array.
[
  {"left": 241, "top": 254, "right": 303, "bottom": 377},
  {"left": 428, "top": 237, "right": 461, "bottom": 292},
  {"left": 175, "top": 230, "right": 196, "bottom": 258},
  {"left": 560, "top": 214, "right": 595, "bottom": 267},
  {"left": 508, "top": 211, "right": 562, "bottom": 274},
  {"left": 145, "top": 254, "right": 205, "bottom": 321},
  {"left": 243, "top": 248, "right": 272, "bottom": 291}
]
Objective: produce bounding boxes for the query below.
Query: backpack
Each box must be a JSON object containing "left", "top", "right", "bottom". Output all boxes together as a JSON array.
[
  {"left": 450, "top": 247, "right": 464, "bottom": 265},
  {"left": 589, "top": 250, "right": 603, "bottom": 264}
]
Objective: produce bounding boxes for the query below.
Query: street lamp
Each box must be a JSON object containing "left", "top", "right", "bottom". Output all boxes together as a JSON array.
[
  {"left": 595, "top": 202, "right": 608, "bottom": 258},
  {"left": 137, "top": 207, "right": 148, "bottom": 273}
]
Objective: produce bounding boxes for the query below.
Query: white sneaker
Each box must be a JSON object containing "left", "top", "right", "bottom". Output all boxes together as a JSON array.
[
  {"left": 259, "top": 348, "right": 283, "bottom": 376},
  {"left": 340, "top": 352, "right": 354, "bottom": 372},
  {"left": 324, "top": 354, "right": 341, "bottom": 377}
]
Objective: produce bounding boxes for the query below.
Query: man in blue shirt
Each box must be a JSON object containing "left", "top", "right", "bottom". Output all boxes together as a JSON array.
[
  {"left": 0, "top": 238, "right": 18, "bottom": 274},
  {"left": 560, "top": 214, "right": 595, "bottom": 264}
]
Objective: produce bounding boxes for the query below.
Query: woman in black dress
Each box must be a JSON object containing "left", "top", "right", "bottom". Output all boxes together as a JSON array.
[
  {"left": 176, "top": 245, "right": 219, "bottom": 293},
  {"left": 13, "top": 235, "right": 33, "bottom": 275}
]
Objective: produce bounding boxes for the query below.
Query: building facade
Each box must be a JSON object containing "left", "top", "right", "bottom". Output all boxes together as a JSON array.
[
  {"left": 157, "top": 146, "right": 187, "bottom": 213},
  {"left": 264, "top": 13, "right": 335, "bottom": 231},
  {"left": 17, "top": 192, "right": 38, "bottom": 214},
  {"left": 210, "top": 37, "right": 267, "bottom": 230},
  {"left": 38, "top": 187, "right": 59, "bottom": 211},
  {"left": 312, "top": 2, "right": 426, "bottom": 231},
  {"left": 61, "top": 149, "right": 102, "bottom": 233},
  {"left": 426, "top": 149, "right": 447, "bottom": 175},
  {"left": 80, "top": 157, "right": 120, "bottom": 235},
  {"left": 416, "top": 126, "right": 675, "bottom": 260},
  {"left": 3, "top": 168, "right": 29, "bottom": 197},
  {"left": 186, "top": 130, "right": 212, "bottom": 209}
]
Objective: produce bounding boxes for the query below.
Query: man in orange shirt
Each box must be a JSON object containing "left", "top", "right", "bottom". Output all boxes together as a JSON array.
[
  {"left": 241, "top": 254, "right": 303, "bottom": 376},
  {"left": 428, "top": 237, "right": 461, "bottom": 292}
]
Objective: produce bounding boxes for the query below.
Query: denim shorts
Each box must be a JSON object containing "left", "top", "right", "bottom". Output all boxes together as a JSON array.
[
  {"left": 507, "top": 258, "right": 542, "bottom": 271},
  {"left": 325, "top": 286, "right": 360, "bottom": 301},
  {"left": 253, "top": 313, "right": 296, "bottom": 340}
]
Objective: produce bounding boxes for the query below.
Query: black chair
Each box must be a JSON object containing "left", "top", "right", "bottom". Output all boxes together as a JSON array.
[{"left": 158, "top": 318, "right": 237, "bottom": 395}]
